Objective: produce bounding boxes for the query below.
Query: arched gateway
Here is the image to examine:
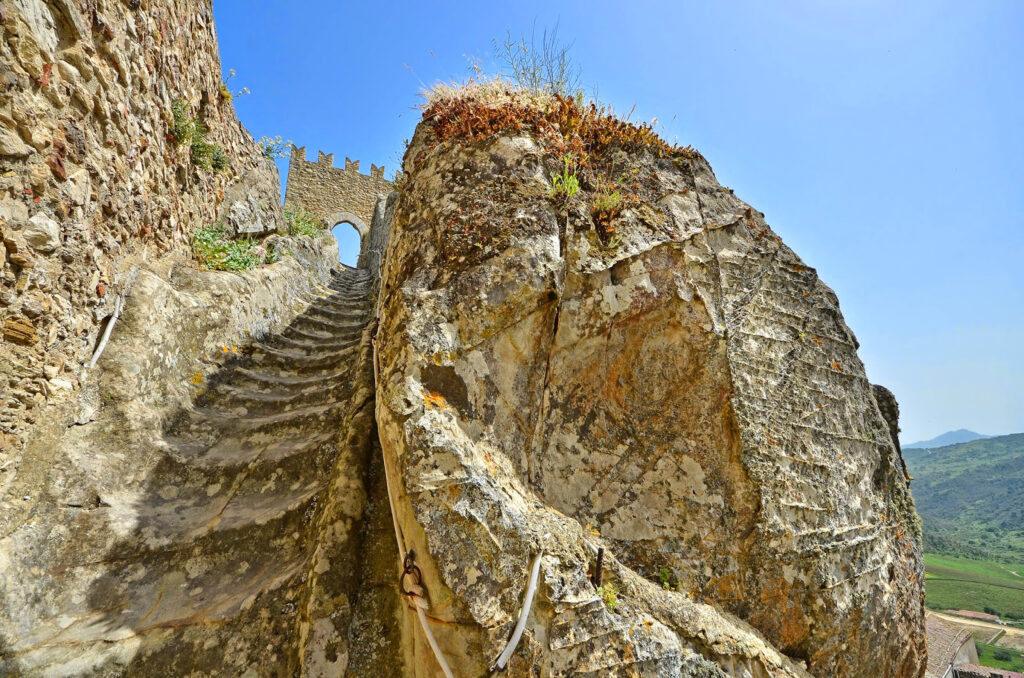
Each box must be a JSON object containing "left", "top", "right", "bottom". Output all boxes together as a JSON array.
[{"left": 283, "top": 146, "right": 394, "bottom": 263}]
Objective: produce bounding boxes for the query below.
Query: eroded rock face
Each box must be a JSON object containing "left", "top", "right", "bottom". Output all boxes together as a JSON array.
[
  {"left": 375, "top": 108, "right": 925, "bottom": 676},
  {"left": 0, "top": 1, "right": 926, "bottom": 672}
]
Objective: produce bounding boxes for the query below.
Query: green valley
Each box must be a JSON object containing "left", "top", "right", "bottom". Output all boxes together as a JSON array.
[{"left": 905, "top": 433, "right": 1024, "bottom": 563}]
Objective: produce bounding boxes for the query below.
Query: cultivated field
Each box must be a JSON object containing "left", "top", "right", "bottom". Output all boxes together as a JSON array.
[
  {"left": 925, "top": 553, "right": 1024, "bottom": 620},
  {"left": 976, "top": 640, "right": 1024, "bottom": 671}
]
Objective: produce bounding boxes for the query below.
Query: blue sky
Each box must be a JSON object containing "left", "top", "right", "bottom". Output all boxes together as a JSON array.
[{"left": 213, "top": 0, "right": 1023, "bottom": 444}]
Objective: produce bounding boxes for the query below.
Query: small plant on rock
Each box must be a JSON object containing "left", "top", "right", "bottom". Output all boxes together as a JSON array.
[
  {"left": 493, "top": 23, "right": 583, "bottom": 99},
  {"left": 170, "top": 98, "right": 230, "bottom": 173},
  {"left": 285, "top": 206, "right": 322, "bottom": 237},
  {"left": 597, "top": 582, "right": 619, "bottom": 611},
  {"left": 221, "top": 69, "right": 250, "bottom": 102},
  {"left": 591, "top": 188, "right": 621, "bottom": 216},
  {"left": 591, "top": 186, "right": 622, "bottom": 246},
  {"left": 192, "top": 223, "right": 275, "bottom": 271},
  {"left": 658, "top": 567, "right": 680, "bottom": 592},
  {"left": 548, "top": 154, "right": 580, "bottom": 203},
  {"left": 170, "top": 98, "right": 194, "bottom": 144},
  {"left": 189, "top": 125, "right": 215, "bottom": 169},
  {"left": 211, "top": 146, "right": 230, "bottom": 172}
]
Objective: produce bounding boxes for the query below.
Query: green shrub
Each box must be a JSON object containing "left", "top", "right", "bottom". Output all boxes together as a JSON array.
[
  {"left": 548, "top": 154, "right": 580, "bottom": 202},
  {"left": 211, "top": 146, "right": 230, "bottom": 172},
  {"left": 285, "top": 206, "right": 322, "bottom": 237},
  {"left": 190, "top": 123, "right": 214, "bottom": 169},
  {"left": 192, "top": 223, "right": 275, "bottom": 271},
  {"left": 171, "top": 99, "right": 194, "bottom": 144},
  {"left": 171, "top": 98, "right": 229, "bottom": 172},
  {"left": 218, "top": 82, "right": 232, "bottom": 104},
  {"left": 657, "top": 567, "right": 680, "bottom": 591}
]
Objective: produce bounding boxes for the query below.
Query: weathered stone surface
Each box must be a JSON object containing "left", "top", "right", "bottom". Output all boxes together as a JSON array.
[
  {"left": 873, "top": 383, "right": 905, "bottom": 455},
  {"left": 2, "top": 315, "right": 34, "bottom": 344},
  {"left": 0, "top": 124, "right": 31, "bottom": 157},
  {"left": 0, "top": 0, "right": 283, "bottom": 453},
  {"left": 219, "top": 166, "right": 286, "bottom": 237},
  {"left": 22, "top": 213, "right": 59, "bottom": 252},
  {"left": 0, "top": 236, "right": 379, "bottom": 676},
  {"left": 374, "top": 108, "right": 925, "bottom": 676}
]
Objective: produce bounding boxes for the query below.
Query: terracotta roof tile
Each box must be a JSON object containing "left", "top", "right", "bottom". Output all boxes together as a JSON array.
[{"left": 926, "top": 615, "right": 975, "bottom": 677}]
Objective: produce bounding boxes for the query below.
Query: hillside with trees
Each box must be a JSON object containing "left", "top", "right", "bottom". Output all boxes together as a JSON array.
[{"left": 905, "top": 433, "right": 1024, "bottom": 562}]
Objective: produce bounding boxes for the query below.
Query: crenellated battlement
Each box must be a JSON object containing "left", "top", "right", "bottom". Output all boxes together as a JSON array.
[{"left": 284, "top": 146, "right": 395, "bottom": 231}]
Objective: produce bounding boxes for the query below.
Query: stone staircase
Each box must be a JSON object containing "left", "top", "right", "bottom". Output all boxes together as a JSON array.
[{"left": 74, "top": 266, "right": 379, "bottom": 674}]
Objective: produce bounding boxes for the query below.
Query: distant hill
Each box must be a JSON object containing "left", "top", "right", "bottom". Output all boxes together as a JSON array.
[
  {"left": 904, "top": 433, "right": 1024, "bottom": 562},
  {"left": 904, "top": 429, "right": 990, "bottom": 449}
]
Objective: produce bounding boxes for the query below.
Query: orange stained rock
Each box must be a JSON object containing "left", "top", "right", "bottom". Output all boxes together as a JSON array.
[{"left": 423, "top": 390, "right": 448, "bottom": 409}]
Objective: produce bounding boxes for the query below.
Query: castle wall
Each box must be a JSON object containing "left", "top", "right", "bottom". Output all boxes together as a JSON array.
[
  {"left": 0, "top": 0, "right": 281, "bottom": 459},
  {"left": 284, "top": 147, "right": 394, "bottom": 230}
]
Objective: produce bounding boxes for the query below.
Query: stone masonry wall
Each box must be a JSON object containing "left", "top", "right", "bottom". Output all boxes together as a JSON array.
[
  {"left": 284, "top": 145, "right": 394, "bottom": 231},
  {"left": 0, "top": 0, "right": 282, "bottom": 476}
]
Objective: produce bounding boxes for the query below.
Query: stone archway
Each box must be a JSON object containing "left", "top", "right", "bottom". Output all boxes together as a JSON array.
[
  {"left": 328, "top": 213, "right": 367, "bottom": 268},
  {"left": 326, "top": 211, "right": 369, "bottom": 237}
]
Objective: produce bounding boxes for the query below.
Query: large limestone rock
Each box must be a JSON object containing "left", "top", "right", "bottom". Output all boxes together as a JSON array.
[{"left": 375, "top": 93, "right": 925, "bottom": 676}]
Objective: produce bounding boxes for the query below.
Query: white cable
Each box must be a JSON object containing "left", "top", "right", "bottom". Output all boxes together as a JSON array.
[
  {"left": 88, "top": 295, "right": 123, "bottom": 368},
  {"left": 491, "top": 551, "right": 543, "bottom": 671},
  {"left": 416, "top": 605, "right": 455, "bottom": 678}
]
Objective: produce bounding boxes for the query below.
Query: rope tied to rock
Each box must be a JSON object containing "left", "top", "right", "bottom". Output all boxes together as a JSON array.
[
  {"left": 87, "top": 294, "right": 123, "bottom": 368},
  {"left": 400, "top": 550, "right": 455, "bottom": 678},
  {"left": 399, "top": 550, "right": 427, "bottom": 609}
]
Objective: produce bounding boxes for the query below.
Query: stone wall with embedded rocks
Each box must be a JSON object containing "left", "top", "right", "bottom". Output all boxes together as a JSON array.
[
  {"left": 0, "top": 0, "right": 282, "bottom": 460},
  {"left": 284, "top": 146, "right": 394, "bottom": 231}
]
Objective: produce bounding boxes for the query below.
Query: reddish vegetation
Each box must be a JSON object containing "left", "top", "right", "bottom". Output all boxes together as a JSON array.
[{"left": 422, "top": 92, "right": 693, "bottom": 161}]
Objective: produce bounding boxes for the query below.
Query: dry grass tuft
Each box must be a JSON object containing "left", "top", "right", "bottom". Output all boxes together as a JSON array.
[{"left": 422, "top": 76, "right": 552, "bottom": 109}]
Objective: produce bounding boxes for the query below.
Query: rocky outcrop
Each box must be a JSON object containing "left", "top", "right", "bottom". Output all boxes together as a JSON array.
[
  {"left": 374, "top": 90, "right": 925, "bottom": 676},
  {"left": 0, "top": 0, "right": 282, "bottom": 459}
]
